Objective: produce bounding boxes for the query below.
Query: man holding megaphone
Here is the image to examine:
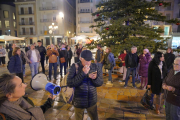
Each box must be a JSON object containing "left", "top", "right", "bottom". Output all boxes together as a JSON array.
[{"left": 67, "top": 50, "right": 103, "bottom": 120}]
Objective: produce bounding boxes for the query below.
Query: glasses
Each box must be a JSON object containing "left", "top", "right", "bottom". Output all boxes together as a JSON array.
[{"left": 173, "top": 63, "right": 180, "bottom": 66}]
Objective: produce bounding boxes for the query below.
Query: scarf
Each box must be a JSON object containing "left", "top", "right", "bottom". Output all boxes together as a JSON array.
[
  {"left": 0, "top": 97, "right": 45, "bottom": 120},
  {"left": 158, "top": 61, "right": 163, "bottom": 79}
]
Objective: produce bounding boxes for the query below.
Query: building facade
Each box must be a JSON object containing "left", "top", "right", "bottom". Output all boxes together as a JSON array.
[
  {"left": 0, "top": 3, "right": 17, "bottom": 37},
  {"left": 14, "top": 0, "right": 76, "bottom": 46},
  {"left": 76, "top": 0, "right": 102, "bottom": 43}
]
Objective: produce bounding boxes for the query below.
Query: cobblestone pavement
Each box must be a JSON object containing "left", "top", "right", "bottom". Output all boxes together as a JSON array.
[{"left": 0, "top": 63, "right": 166, "bottom": 120}]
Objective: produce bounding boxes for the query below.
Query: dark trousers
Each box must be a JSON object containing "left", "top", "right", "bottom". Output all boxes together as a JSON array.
[
  {"left": 67, "top": 58, "right": 71, "bottom": 67},
  {"left": 74, "top": 104, "right": 98, "bottom": 120},
  {"left": 124, "top": 67, "right": 136, "bottom": 86},
  {"left": 16, "top": 72, "right": 24, "bottom": 83},
  {"left": 46, "top": 56, "right": 49, "bottom": 64},
  {"left": 40, "top": 59, "right": 45, "bottom": 73},
  {"left": 75, "top": 57, "right": 79, "bottom": 63},
  {"left": 0, "top": 57, "right": 5, "bottom": 65},
  {"left": 49, "top": 63, "right": 57, "bottom": 80},
  {"left": 165, "top": 101, "right": 180, "bottom": 120},
  {"left": 60, "top": 62, "right": 66, "bottom": 76}
]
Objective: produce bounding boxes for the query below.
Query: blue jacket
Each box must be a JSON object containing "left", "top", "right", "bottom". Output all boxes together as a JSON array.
[
  {"left": 8, "top": 55, "right": 23, "bottom": 73},
  {"left": 108, "top": 52, "right": 115, "bottom": 67}
]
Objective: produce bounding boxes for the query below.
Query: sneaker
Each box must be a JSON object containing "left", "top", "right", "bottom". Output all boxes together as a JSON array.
[
  {"left": 106, "top": 81, "right": 113, "bottom": 85},
  {"left": 133, "top": 85, "right": 137, "bottom": 88},
  {"left": 124, "top": 85, "right": 127, "bottom": 88}
]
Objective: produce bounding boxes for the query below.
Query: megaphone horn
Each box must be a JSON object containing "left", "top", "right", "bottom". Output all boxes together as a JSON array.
[{"left": 30, "top": 73, "right": 63, "bottom": 95}]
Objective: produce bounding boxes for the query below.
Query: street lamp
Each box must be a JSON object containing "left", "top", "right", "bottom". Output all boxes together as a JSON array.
[
  {"left": 59, "top": 12, "right": 64, "bottom": 19},
  {"left": 49, "top": 23, "right": 58, "bottom": 44}
]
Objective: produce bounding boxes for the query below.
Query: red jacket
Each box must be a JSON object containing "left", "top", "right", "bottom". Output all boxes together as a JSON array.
[{"left": 118, "top": 53, "right": 127, "bottom": 66}]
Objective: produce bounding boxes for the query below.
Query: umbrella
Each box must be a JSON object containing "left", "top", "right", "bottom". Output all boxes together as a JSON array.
[{"left": 0, "top": 35, "right": 25, "bottom": 41}]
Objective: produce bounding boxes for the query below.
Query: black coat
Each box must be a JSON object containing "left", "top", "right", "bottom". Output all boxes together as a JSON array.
[
  {"left": 148, "top": 60, "right": 167, "bottom": 94},
  {"left": 67, "top": 49, "right": 73, "bottom": 59},
  {"left": 164, "top": 53, "right": 175, "bottom": 70},
  {"left": 58, "top": 49, "right": 68, "bottom": 62},
  {"left": 125, "top": 52, "right": 139, "bottom": 68},
  {"left": 8, "top": 50, "right": 26, "bottom": 64},
  {"left": 36, "top": 45, "right": 46, "bottom": 60},
  {"left": 25, "top": 47, "right": 30, "bottom": 53},
  {"left": 67, "top": 62, "right": 103, "bottom": 108}
]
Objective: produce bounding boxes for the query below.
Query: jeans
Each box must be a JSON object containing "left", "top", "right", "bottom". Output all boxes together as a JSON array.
[
  {"left": 108, "top": 67, "right": 113, "bottom": 82},
  {"left": 74, "top": 104, "right": 98, "bottom": 120},
  {"left": 40, "top": 59, "right": 45, "bottom": 73},
  {"left": 60, "top": 62, "right": 67, "bottom": 76},
  {"left": 57, "top": 56, "right": 60, "bottom": 66},
  {"left": 23, "top": 64, "right": 25, "bottom": 76},
  {"left": 124, "top": 67, "right": 136, "bottom": 86},
  {"left": 165, "top": 101, "right": 180, "bottom": 120},
  {"left": 49, "top": 62, "right": 57, "bottom": 80},
  {"left": 96, "top": 63, "right": 103, "bottom": 75},
  {"left": 29, "top": 62, "right": 39, "bottom": 78}
]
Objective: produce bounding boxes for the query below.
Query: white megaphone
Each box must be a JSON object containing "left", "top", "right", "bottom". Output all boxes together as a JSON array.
[{"left": 30, "top": 73, "right": 61, "bottom": 95}]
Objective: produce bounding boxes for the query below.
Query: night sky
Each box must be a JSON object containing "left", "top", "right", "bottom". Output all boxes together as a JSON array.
[{"left": 0, "top": 0, "right": 15, "bottom": 2}]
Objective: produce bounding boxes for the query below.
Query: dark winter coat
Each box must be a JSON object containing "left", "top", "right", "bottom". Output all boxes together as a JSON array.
[
  {"left": 0, "top": 97, "right": 53, "bottom": 120},
  {"left": 67, "top": 62, "right": 103, "bottom": 108},
  {"left": 25, "top": 47, "right": 30, "bottom": 53},
  {"left": 148, "top": 60, "right": 167, "bottom": 94},
  {"left": 164, "top": 53, "right": 175, "bottom": 71},
  {"left": 139, "top": 53, "right": 152, "bottom": 77},
  {"left": 8, "top": 50, "right": 26, "bottom": 65},
  {"left": 8, "top": 55, "right": 23, "bottom": 74},
  {"left": 125, "top": 52, "right": 139, "bottom": 68},
  {"left": 36, "top": 45, "right": 46, "bottom": 60},
  {"left": 58, "top": 49, "right": 68, "bottom": 62},
  {"left": 67, "top": 49, "right": 73, "bottom": 59}
]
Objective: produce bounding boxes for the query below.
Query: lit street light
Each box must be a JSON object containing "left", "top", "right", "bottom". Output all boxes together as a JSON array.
[{"left": 49, "top": 23, "right": 58, "bottom": 44}]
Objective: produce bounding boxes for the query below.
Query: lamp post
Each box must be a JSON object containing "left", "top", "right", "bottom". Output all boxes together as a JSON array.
[{"left": 49, "top": 23, "right": 58, "bottom": 44}]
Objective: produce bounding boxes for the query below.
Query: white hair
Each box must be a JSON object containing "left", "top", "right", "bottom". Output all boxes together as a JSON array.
[{"left": 131, "top": 46, "right": 137, "bottom": 50}]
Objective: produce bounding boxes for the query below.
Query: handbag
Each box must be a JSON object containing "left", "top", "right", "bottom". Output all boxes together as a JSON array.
[
  {"left": 60, "top": 57, "right": 66, "bottom": 63},
  {"left": 118, "top": 62, "right": 123, "bottom": 67},
  {"left": 140, "top": 89, "right": 154, "bottom": 110}
]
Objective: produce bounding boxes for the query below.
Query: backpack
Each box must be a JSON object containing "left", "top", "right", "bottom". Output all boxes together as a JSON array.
[{"left": 60, "top": 63, "right": 79, "bottom": 104}]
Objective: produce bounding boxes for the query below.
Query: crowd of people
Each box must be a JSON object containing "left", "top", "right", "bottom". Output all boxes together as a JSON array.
[{"left": 0, "top": 41, "right": 179, "bottom": 120}]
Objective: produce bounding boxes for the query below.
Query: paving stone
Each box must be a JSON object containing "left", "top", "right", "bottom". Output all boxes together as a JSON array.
[
  {"left": 105, "top": 93, "right": 117, "bottom": 100},
  {"left": 117, "top": 95, "right": 129, "bottom": 101}
]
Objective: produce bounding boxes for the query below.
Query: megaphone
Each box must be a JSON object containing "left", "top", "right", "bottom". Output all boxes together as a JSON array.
[{"left": 30, "top": 73, "right": 61, "bottom": 95}]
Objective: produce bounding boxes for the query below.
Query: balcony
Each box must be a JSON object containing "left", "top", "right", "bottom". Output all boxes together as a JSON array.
[
  {"left": 19, "top": 32, "right": 35, "bottom": 35},
  {"left": 80, "top": 31, "right": 92, "bottom": 33},
  {"left": 40, "top": 19, "right": 57, "bottom": 23},
  {"left": 78, "top": 10, "right": 93, "bottom": 14},
  {"left": 78, "top": 0, "right": 92, "bottom": 3},
  {"left": 15, "top": 0, "right": 35, "bottom": 2},
  {"left": 19, "top": 22, "right": 34, "bottom": 25},
  {"left": 40, "top": 30, "right": 59, "bottom": 35},
  {"left": 39, "top": 6, "right": 58, "bottom": 11},
  {"left": 79, "top": 21, "right": 93, "bottom": 24},
  {"left": 19, "top": 12, "right": 34, "bottom": 15}
]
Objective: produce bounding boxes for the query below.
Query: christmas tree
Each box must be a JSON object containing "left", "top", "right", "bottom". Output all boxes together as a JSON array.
[{"left": 87, "top": 0, "right": 180, "bottom": 56}]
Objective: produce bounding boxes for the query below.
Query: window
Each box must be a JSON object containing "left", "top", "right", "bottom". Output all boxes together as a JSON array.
[
  {"left": 0, "top": 21, "right": 1, "bottom": 28},
  {"left": 14, "top": 21, "right": 16, "bottom": 28},
  {"left": 166, "top": 14, "right": 170, "bottom": 20},
  {"left": 5, "top": 20, "right": 10, "bottom": 28},
  {"left": 166, "top": 3, "right": 171, "bottom": 10},
  {"left": 0, "top": 30, "right": 2, "bottom": 35},
  {"left": 164, "top": 26, "right": 169, "bottom": 35},
  {"left": 3, "top": 11, "right": 9, "bottom": 18},
  {"left": 5, "top": 30, "right": 11, "bottom": 35},
  {"left": 13, "top": 13, "right": 16, "bottom": 20}
]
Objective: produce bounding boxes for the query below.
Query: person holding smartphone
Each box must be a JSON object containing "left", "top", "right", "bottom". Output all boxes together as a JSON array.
[{"left": 67, "top": 50, "right": 103, "bottom": 120}]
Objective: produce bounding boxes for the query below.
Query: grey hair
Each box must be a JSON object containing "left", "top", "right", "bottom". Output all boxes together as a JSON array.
[{"left": 131, "top": 46, "right": 137, "bottom": 50}]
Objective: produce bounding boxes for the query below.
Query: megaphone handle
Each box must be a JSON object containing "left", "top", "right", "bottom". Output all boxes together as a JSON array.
[{"left": 61, "top": 86, "right": 68, "bottom": 88}]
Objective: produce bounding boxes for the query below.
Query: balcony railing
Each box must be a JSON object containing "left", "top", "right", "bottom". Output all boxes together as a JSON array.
[
  {"left": 19, "top": 12, "right": 34, "bottom": 15},
  {"left": 80, "top": 31, "right": 92, "bottom": 33},
  {"left": 19, "top": 22, "right": 34, "bottom": 25},
  {"left": 40, "top": 19, "right": 57, "bottom": 22},
  {"left": 39, "top": 6, "right": 58, "bottom": 11},
  {"left": 40, "top": 30, "right": 59, "bottom": 35},
  {"left": 79, "top": 21, "right": 93, "bottom": 24},
  {"left": 15, "top": 0, "right": 35, "bottom": 2},
  {"left": 78, "top": 0, "right": 92, "bottom": 3},
  {"left": 19, "top": 32, "right": 35, "bottom": 35},
  {"left": 78, "top": 10, "right": 93, "bottom": 14}
]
